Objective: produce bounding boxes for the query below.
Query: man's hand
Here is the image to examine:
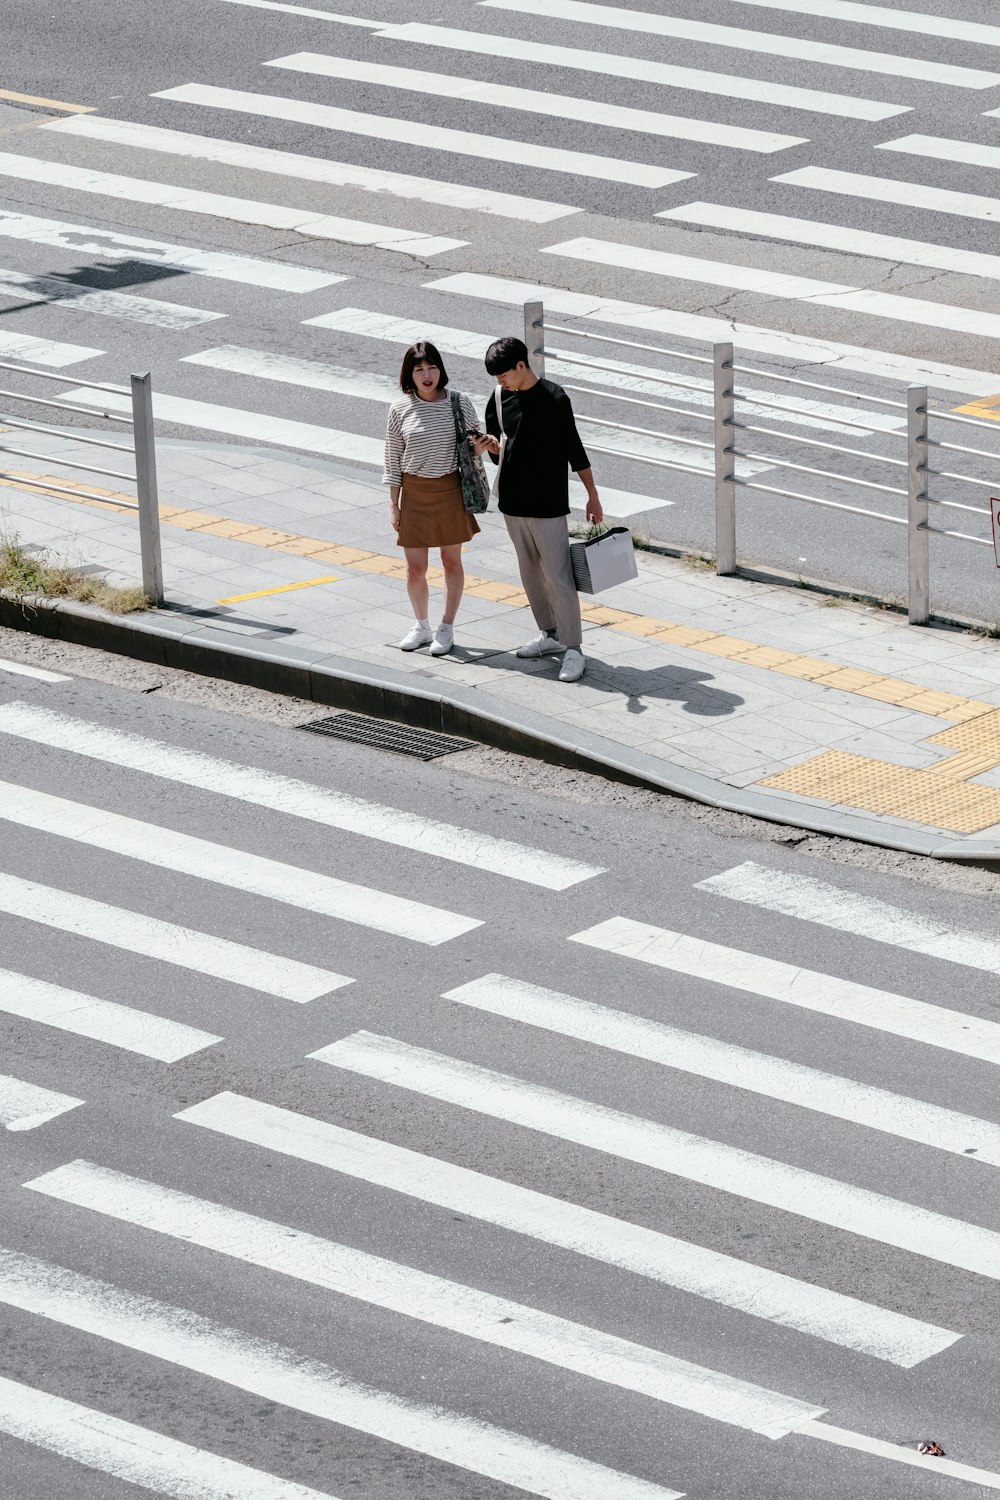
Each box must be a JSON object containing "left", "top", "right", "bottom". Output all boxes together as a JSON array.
[
  {"left": 473, "top": 433, "right": 500, "bottom": 457},
  {"left": 586, "top": 493, "right": 604, "bottom": 525}
]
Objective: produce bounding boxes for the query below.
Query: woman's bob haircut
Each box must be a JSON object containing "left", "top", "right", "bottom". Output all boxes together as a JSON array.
[{"left": 399, "top": 341, "right": 449, "bottom": 395}]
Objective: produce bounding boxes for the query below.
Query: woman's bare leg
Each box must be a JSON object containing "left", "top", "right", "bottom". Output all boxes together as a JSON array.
[
  {"left": 440, "top": 544, "right": 465, "bottom": 625},
  {"left": 404, "top": 546, "right": 430, "bottom": 619}
]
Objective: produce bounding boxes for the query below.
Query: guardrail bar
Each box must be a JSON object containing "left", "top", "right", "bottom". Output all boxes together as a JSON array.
[
  {"left": 733, "top": 477, "right": 907, "bottom": 522},
  {"left": 543, "top": 324, "right": 714, "bottom": 366},
  {"left": 0, "top": 469, "right": 139, "bottom": 509},
  {"left": 731, "top": 363, "right": 907, "bottom": 409},
  {"left": 0, "top": 362, "right": 133, "bottom": 398}
]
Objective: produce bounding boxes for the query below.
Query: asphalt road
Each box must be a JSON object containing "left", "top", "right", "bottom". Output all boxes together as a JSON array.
[
  {"left": 2, "top": 0, "right": 1000, "bottom": 619},
  {"left": 1, "top": 634, "right": 1000, "bottom": 1498}
]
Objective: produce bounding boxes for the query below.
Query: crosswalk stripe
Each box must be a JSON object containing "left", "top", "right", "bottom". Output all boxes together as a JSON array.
[
  {"left": 425, "top": 271, "right": 1000, "bottom": 394},
  {"left": 27, "top": 1160, "right": 825, "bottom": 1437},
  {"left": 0, "top": 329, "right": 101, "bottom": 368},
  {"left": 220, "top": 0, "right": 380, "bottom": 20},
  {"left": 0, "top": 1374, "right": 337, "bottom": 1500},
  {"left": 374, "top": 21, "right": 911, "bottom": 121},
  {"left": 0, "top": 152, "right": 466, "bottom": 257},
  {"left": 177, "top": 1091, "right": 958, "bottom": 1365},
  {"left": 267, "top": 51, "right": 805, "bottom": 154},
  {"left": 308, "top": 306, "right": 905, "bottom": 436},
  {"left": 61, "top": 383, "right": 384, "bottom": 465},
  {"left": 773, "top": 164, "right": 1000, "bottom": 227},
  {"left": 0, "top": 966, "right": 220, "bottom": 1062},
  {"left": 0, "top": 1249, "right": 684, "bottom": 1500},
  {"left": 313, "top": 1031, "right": 1000, "bottom": 1280},
  {"left": 725, "top": 0, "right": 1000, "bottom": 48},
  {"left": 0, "top": 872, "right": 349, "bottom": 1002},
  {"left": 0, "top": 265, "right": 223, "bottom": 331},
  {"left": 0, "top": 781, "right": 481, "bottom": 945},
  {"left": 0, "top": 657, "right": 69, "bottom": 682},
  {"left": 0, "top": 1074, "right": 83, "bottom": 1131},
  {"left": 569, "top": 918, "right": 1000, "bottom": 1066},
  {"left": 47, "top": 113, "right": 579, "bottom": 225},
  {"left": 0, "top": 702, "right": 602, "bottom": 890},
  {"left": 879, "top": 132, "right": 1000, "bottom": 171},
  {"left": 444, "top": 973, "right": 1000, "bottom": 1164},
  {"left": 152, "top": 82, "right": 689, "bottom": 189},
  {"left": 481, "top": 0, "right": 1000, "bottom": 87},
  {"left": 543, "top": 235, "right": 1000, "bottom": 339},
  {"left": 697, "top": 861, "right": 1000, "bottom": 975},
  {"left": 0, "top": 207, "right": 351, "bottom": 292},
  {"left": 658, "top": 200, "right": 1000, "bottom": 284}
]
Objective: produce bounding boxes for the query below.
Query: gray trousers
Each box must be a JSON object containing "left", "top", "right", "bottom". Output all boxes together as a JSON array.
[{"left": 504, "top": 514, "right": 582, "bottom": 651}]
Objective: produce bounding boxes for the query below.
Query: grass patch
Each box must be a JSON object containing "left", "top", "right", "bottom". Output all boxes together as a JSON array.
[{"left": 0, "top": 533, "right": 149, "bottom": 615}]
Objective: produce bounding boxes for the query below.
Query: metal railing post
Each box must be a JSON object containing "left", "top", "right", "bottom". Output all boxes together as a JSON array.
[
  {"left": 713, "top": 341, "right": 736, "bottom": 575},
  {"left": 523, "top": 300, "right": 545, "bottom": 379},
  {"left": 907, "top": 383, "right": 929, "bottom": 625},
  {"left": 130, "top": 371, "right": 163, "bottom": 606}
]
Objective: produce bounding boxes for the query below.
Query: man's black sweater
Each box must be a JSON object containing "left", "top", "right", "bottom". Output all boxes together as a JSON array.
[{"left": 485, "top": 378, "right": 590, "bottom": 518}]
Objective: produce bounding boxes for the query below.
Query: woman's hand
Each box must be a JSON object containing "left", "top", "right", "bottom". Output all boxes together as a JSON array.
[{"left": 389, "top": 501, "right": 401, "bottom": 533}]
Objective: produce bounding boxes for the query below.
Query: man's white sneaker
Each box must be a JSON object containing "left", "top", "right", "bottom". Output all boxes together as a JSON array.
[
  {"left": 517, "top": 632, "right": 565, "bottom": 659},
  {"left": 398, "top": 621, "right": 433, "bottom": 651},
  {"left": 429, "top": 623, "right": 454, "bottom": 657},
  {"left": 558, "top": 649, "right": 586, "bottom": 683}
]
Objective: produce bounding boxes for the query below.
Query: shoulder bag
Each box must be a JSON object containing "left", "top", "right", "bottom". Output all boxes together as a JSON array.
[{"left": 450, "top": 391, "right": 490, "bottom": 514}]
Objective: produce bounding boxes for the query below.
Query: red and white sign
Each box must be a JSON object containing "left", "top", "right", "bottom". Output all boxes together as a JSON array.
[{"left": 992, "top": 498, "right": 1000, "bottom": 568}]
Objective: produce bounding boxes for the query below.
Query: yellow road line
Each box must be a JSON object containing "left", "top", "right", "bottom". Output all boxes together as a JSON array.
[
  {"left": 953, "top": 392, "right": 1000, "bottom": 421},
  {"left": 0, "top": 88, "right": 95, "bottom": 113},
  {"left": 217, "top": 575, "right": 339, "bottom": 604}
]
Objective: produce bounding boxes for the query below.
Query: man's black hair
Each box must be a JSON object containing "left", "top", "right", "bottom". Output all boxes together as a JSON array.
[{"left": 485, "top": 336, "right": 530, "bottom": 377}]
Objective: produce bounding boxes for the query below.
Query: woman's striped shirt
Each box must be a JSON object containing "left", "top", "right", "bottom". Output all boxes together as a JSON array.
[{"left": 383, "top": 390, "right": 479, "bottom": 486}]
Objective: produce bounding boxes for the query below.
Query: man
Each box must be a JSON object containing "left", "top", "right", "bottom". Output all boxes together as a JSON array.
[{"left": 473, "top": 336, "right": 603, "bottom": 683}]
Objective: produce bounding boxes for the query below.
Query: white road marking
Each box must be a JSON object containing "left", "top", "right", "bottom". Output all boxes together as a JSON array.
[
  {"left": 48, "top": 113, "right": 579, "bottom": 225},
  {"left": 0, "top": 1374, "right": 338, "bottom": 1500},
  {"left": 309, "top": 306, "right": 904, "bottom": 435},
  {"left": 570, "top": 917, "right": 1000, "bottom": 1065},
  {"left": 0, "top": 781, "right": 481, "bottom": 944},
  {"left": 61, "top": 384, "right": 384, "bottom": 465},
  {"left": 0, "top": 967, "right": 220, "bottom": 1062},
  {"left": 0, "top": 265, "right": 223, "bottom": 331},
  {"left": 880, "top": 132, "right": 1000, "bottom": 171},
  {"left": 0, "top": 329, "right": 101, "bottom": 368},
  {"left": 267, "top": 51, "right": 805, "bottom": 154},
  {"left": 725, "top": 0, "right": 1000, "bottom": 48},
  {"left": 543, "top": 235, "right": 1000, "bottom": 339},
  {"left": 481, "top": 0, "right": 1000, "bottom": 87},
  {"left": 219, "top": 0, "right": 379, "bottom": 19},
  {"left": 798, "top": 1417, "right": 1000, "bottom": 1491},
  {"left": 0, "top": 658, "right": 69, "bottom": 682},
  {"left": 0, "top": 871, "right": 349, "bottom": 1002},
  {"left": 0, "top": 207, "right": 350, "bottom": 293},
  {"left": 315, "top": 1031, "right": 1000, "bottom": 1279},
  {"left": 153, "top": 83, "right": 690, "bottom": 190},
  {"left": 375, "top": 21, "right": 911, "bottom": 121},
  {"left": 698, "top": 861, "right": 1000, "bottom": 974},
  {"left": 0, "top": 1249, "right": 685, "bottom": 1500},
  {"left": 0, "top": 152, "right": 465, "bottom": 256},
  {"left": 445, "top": 973, "right": 1000, "bottom": 1163},
  {"left": 184, "top": 344, "right": 403, "bottom": 401},
  {"left": 0, "top": 1075, "right": 82, "bottom": 1131},
  {"left": 0, "top": 702, "right": 602, "bottom": 890},
  {"left": 425, "top": 271, "right": 1000, "bottom": 394},
  {"left": 774, "top": 164, "right": 1000, "bottom": 228},
  {"left": 29, "top": 1160, "right": 825, "bottom": 1437},
  {"left": 659, "top": 200, "right": 1000, "bottom": 284},
  {"left": 178, "top": 1091, "right": 959, "bottom": 1366}
]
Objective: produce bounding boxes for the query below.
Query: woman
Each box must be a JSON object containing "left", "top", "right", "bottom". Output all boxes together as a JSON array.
[{"left": 383, "top": 341, "right": 486, "bottom": 656}]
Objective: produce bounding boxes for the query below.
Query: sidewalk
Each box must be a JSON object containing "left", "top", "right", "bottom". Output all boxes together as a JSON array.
[{"left": 4, "top": 431, "right": 1000, "bottom": 862}]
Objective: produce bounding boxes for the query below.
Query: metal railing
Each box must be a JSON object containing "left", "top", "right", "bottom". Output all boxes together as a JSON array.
[
  {"left": 0, "top": 365, "right": 163, "bottom": 605},
  {"left": 522, "top": 302, "right": 999, "bottom": 626}
]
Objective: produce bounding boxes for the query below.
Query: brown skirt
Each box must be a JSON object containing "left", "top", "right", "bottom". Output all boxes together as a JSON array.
[{"left": 398, "top": 470, "right": 480, "bottom": 549}]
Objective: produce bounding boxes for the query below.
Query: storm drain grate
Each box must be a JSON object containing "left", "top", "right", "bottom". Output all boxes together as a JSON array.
[{"left": 298, "top": 712, "right": 472, "bottom": 759}]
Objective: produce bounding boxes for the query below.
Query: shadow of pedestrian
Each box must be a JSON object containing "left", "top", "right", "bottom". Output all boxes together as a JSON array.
[{"left": 453, "top": 645, "right": 743, "bottom": 717}]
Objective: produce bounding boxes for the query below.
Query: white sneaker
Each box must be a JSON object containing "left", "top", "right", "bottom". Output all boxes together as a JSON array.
[
  {"left": 398, "top": 621, "right": 433, "bottom": 651},
  {"left": 429, "top": 623, "right": 454, "bottom": 657},
  {"left": 559, "top": 649, "right": 586, "bottom": 683},
  {"left": 517, "top": 631, "right": 565, "bottom": 659}
]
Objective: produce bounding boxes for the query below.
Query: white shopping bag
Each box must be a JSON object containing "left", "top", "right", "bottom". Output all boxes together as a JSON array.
[{"left": 570, "top": 525, "right": 639, "bottom": 594}]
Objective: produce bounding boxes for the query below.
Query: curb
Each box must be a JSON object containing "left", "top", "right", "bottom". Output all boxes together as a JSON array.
[{"left": 3, "top": 593, "right": 998, "bottom": 867}]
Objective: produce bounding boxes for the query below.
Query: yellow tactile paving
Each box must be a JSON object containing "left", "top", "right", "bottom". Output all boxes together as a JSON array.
[{"left": 761, "top": 752, "right": 1000, "bottom": 834}]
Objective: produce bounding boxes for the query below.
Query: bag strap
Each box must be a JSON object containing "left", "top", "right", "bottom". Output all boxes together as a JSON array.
[{"left": 494, "top": 385, "right": 507, "bottom": 438}]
